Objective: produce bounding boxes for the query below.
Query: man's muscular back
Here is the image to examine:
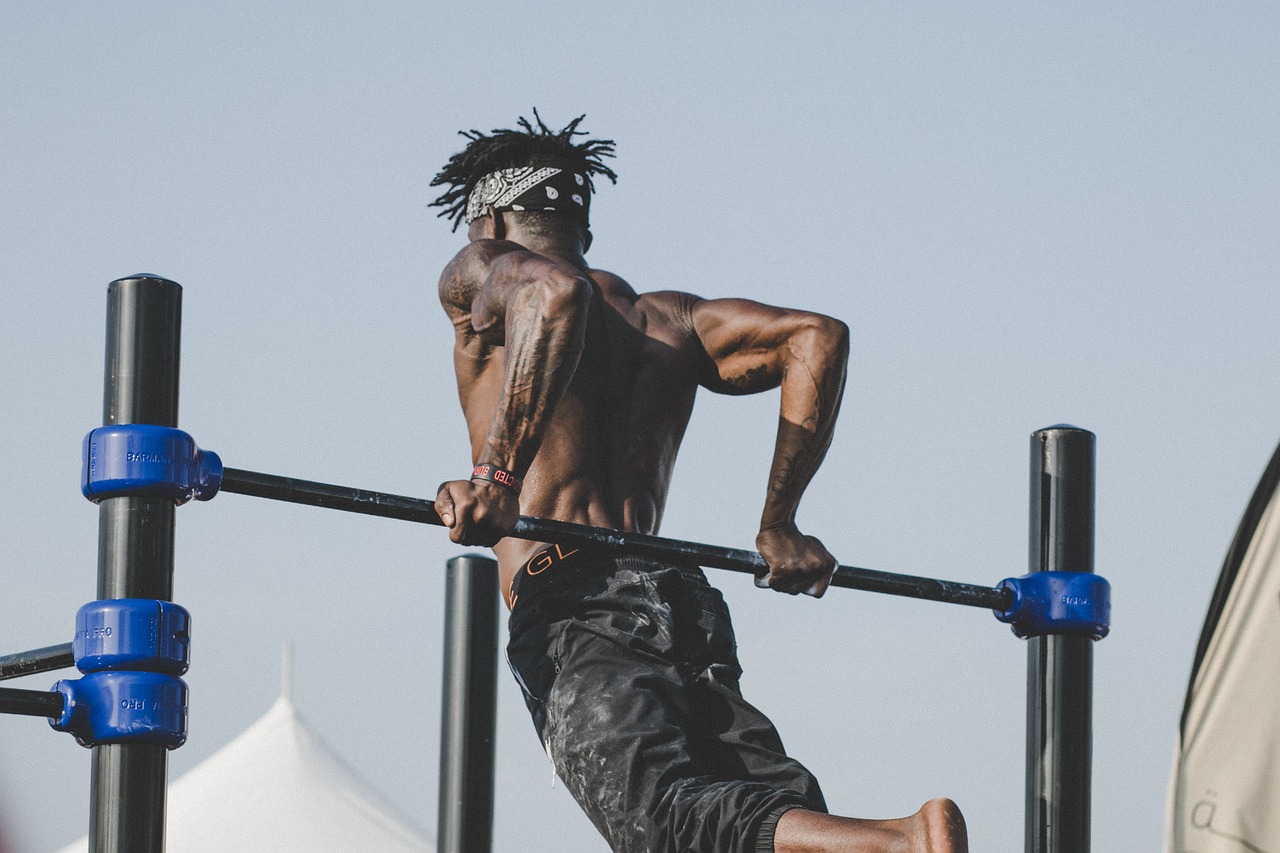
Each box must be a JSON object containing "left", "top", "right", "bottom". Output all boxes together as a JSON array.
[
  {"left": 435, "top": 220, "right": 849, "bottom": 605},
  {"left": 441, "top": 238, "right": 714, "bottom": 590}
]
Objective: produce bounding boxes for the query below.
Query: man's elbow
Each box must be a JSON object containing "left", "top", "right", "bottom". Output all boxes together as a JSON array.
[{"left": 793, "top": 314, "right": 851, "bottom": 366}]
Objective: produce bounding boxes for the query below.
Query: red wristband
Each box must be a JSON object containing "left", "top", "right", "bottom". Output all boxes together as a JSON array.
[{"left": 471, "top": 463, "right": 522, "bottom": 495}]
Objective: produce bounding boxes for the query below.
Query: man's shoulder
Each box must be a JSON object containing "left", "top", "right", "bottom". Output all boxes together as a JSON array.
[
  {"left": 587, "top": 272, "right": 702, "bottom": 338},
  {"left": 585, "top": 267, "right": 636, "bottom": 296},
  {"left": 443, "top": 238, "right": 527, "bottom": 274},
  {"left": 438, "top": 239, "right": 530, "bottom": 308},
  {"left": 586, "top": 268, "right": 699, "bottom": 308}
]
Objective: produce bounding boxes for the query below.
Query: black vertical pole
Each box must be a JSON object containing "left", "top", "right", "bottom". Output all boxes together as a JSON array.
[
  {"left": 1026, "top": 426, "right": 1095, "bottom": 853},
  {"left": 438, "top": 555, "right": 498, "bottom": 853},
  {"left": 91, "top": 275, "right": 182, "bottom": 853}
]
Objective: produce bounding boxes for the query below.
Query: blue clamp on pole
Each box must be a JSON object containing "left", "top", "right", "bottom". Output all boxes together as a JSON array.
[
  {"left": 49, "top": 671, "right": 188, "bottom": 749},
  {"left": 82, "top": 425, "right": 223, "bottom": 504},
  {"left": 48, "top": 598, "right": 191, "bottom": 748},
  {"left": 994, "top": 572, "right": 1111, "bottom": 639},
  {"left": 73, "top": 599, "right": 191, "bottom": 676}
]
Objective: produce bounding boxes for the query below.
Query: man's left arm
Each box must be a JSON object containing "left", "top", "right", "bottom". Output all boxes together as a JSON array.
[
  {"left": 690, "top": 297, "right": 850, "bottom": 596},
  {"left": 434, "top": 245, "right": 592, "bottom": 546}
]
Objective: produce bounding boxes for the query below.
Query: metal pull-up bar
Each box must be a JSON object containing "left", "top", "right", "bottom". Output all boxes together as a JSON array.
[
  {"left": 0, "top": 644, "right": 76, "bottom": 719},
  {"left": 217, "top": 467, "right": 1013, "bottom": 611},
  {"left": 0, "top": 643, "right": 74, "bottom": 680},
  {"left": 82, "top": 429, "right": 1106, "bottom": 639}
]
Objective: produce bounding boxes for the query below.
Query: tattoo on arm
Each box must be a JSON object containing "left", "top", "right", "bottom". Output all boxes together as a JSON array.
[
  {"left": 442, "top": 272, "right": 470, "bottom": 309},
  {"left": 763, "top": 424, "right": 824, "bottom": 525},
  {"left": 769, "top": 451, "right": 798, "bottom": 497},
  {"left": 722, "top": 362, "right": 775, "bottom": 392},
  {"left": 477, "top": 261, "right": 590, "bottom": 475}
]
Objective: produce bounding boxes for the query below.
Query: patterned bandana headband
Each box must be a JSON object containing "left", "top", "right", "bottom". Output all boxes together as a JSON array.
[{"left": 464, "top": 166, "right": 591, "bottom": 225}]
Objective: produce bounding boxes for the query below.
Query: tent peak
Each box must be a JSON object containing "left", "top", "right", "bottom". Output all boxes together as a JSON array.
[{"left": 281, "top": 640, "right": 294, "bottom": 702}]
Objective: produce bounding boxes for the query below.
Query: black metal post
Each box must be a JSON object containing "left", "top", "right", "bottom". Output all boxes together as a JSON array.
[
  {"left": 91, "top": 275, "right": 183, "bottom": 853},
  {"left": 1026, "top": 426, "right": 1095, "bottom": 853},
  {"left": 437, "top": 555, "right": 498, "bottom": 853}
]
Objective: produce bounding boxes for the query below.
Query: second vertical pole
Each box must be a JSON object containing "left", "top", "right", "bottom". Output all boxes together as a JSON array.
[
  {"left": 1025, "top": 426, "right": 1096, "bottom": 853},
  {"left": 438, "top": 554, "right": 499, "bottom": 853},
  {"left": 91, "top": 275, "right": 183, "bottom": 853}
]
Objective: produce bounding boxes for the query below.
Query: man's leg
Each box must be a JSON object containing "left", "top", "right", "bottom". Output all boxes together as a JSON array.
[{"left": 773, "top": 799, "right": 969, "bottom": 853}]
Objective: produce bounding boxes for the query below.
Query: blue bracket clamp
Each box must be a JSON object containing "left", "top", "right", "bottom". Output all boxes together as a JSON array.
[
  {"left": 82, "top": 425, "right": 222, "bottom": 504},
  {"left": 994, "top": 572, "right": 1111, "bottom": 639},
  {"left": 48, "top": 598, "right": 191, "bottom": 749},
  {"left": 74, "top": 599, "right": 191, "bottom": 676},
  {"left": 50, "top": 671, "right": 188, "bottom": 749}
]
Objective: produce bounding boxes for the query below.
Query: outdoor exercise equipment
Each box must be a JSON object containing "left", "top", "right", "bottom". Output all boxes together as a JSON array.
[
  {"left": 77, "top": 424, "right": 1109, "bottom": 637},
  {"left": 0, "top": 275, "right": 1109, "bottom": 853}
]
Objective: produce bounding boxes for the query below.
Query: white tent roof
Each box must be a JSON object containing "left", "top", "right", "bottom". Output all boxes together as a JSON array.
[{"left": 55, "top": 693, "right": 435, "bottom": 853}]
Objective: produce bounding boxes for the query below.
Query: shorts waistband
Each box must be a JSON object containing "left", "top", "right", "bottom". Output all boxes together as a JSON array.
[
  {"left": 510, "top": 546, "right": 678, "bottom": 608},
  {"left": 510, "top": 544, "right": 595, "bottom": 607}
]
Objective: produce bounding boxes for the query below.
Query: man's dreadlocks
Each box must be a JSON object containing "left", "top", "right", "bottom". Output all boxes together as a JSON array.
[{"left": 430, "top": 111, "right": 618, "bottom": 231}]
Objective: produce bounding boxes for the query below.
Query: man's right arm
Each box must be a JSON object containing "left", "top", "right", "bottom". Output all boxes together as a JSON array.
[
  {"left": 689, "top": 296, "right": 850, "bottom": 596},
  {"left": 434, "top": 243, "right": 593, "bottom": 545}
]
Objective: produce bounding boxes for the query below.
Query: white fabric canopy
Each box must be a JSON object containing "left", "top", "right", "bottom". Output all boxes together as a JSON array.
[
  {"left": 55, "top": 694, "right": 434, "bottom": 853},
  {"left": 1165, "top": 443, "right": 1280, "bottom": 852}
]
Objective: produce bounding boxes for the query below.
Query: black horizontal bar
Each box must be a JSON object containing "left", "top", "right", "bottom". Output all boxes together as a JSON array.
[
  {"left": 220, "top": 468, "right": 1011, "bottom": 611},
  {"left": 0, "top": 643, "right": 75, "bottom": 681},
  {"left": 0, "top": 686, "right": 65, "bottom": 719}
]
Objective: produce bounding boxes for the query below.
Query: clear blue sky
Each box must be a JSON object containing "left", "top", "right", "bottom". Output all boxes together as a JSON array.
[{"left": 2, "top": 3, "right": 1277, "bottom": 851}]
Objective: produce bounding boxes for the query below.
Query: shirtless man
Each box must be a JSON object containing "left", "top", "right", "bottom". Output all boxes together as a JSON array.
[{"left": 430, "top": 114, "right": 967, "bottom": 853}]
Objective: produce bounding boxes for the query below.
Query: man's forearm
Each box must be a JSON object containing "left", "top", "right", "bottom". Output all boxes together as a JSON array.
[{"left": 760, "top": 320, "right": 848, "bottom": 529}]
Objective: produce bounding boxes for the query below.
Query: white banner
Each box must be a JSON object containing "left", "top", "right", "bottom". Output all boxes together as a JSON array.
[{"left": 1165, "top": 442, "right": 1280, "bottom": 853}]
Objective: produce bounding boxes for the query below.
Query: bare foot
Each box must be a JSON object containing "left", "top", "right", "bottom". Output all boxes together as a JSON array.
[{"left": 774, "top": 799, "right": 968, "bottom": 852}]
